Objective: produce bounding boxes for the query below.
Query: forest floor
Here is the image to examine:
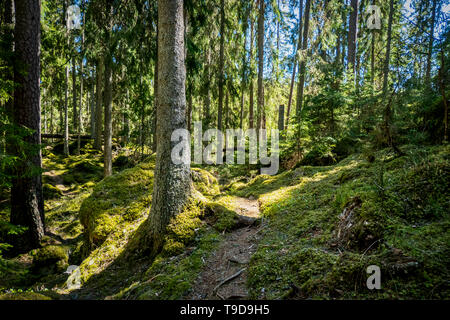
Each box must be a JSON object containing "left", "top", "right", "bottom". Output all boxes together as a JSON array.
[
  {"left": 1, "top": 142, "right": 449, "bottom": 300},
  {"left": 188, "top": 196, "right": 261, "bottom": 300}
]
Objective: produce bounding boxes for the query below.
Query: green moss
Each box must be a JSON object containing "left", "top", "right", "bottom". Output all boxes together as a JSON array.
[
  {"left": 0, "top": 292, "right": 52, "bottom": 300},
  {"left": 243, "top": 145, "right": 450, "bottom": 299},
  {"left": 79, "top": 160, "right": 155, "bottom": 248},
  {"left": 43, "top": 183, "right": 62, "bottom": 200},
  {"left": 191, "top": 168, "right": 220, "bottom": 197},
  {"left": 32, "top": 245, "right": 69, "bottom": 275},
  {"left": 205, "top": 201, "right": 239, "bottom": 232},
  {"left": 111, "top": 230, "right": 222, "bottom": 300}
]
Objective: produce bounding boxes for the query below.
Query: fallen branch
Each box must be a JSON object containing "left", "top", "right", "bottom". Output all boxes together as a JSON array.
[{"left": 213, "top": 268, "right": 246, "bottom": 295}]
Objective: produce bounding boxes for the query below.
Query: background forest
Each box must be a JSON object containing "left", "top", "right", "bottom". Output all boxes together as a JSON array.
[{"left": 0, "top": 0, "right": 449, "bottom": 300}]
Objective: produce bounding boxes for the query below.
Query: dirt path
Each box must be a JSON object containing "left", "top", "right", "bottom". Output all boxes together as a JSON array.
[
  {"left": 43, "top": 170, "right": 70, "bottom": 194},
  {"left": 188, "top": 197, "right": 262, "bottom": 300}
]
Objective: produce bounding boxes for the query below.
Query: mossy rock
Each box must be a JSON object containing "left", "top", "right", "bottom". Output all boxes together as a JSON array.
[
  {"left": 72, "top": 159, "right": 101, "bottom": 174},
  {"left": 113, "top": 155, "right": 134, "bottom": 170},
  {"left": 191, "top": 168, "right": 220, "bottom": 196},
  {"left": 0, "top": 292, "right": 52, "bottom": 300},
  {"left": 79, "top": 160, "right": 155, "bottom": 248},
  {"left": 31, "top": 245, "right": 69, "bottom": 276},
  {"left": 43, "top": 183, "right": 62, "bottom": 200},
  {"left": 205, "top": 202, "right": 239, "bottom": 232}
]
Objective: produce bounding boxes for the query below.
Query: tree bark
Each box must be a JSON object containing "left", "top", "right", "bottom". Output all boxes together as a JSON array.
[
  {"left": 152, "top": 20, "right": 159, "bottom": 152},
  {"left": 286, "top": 0, "right": 303, "bottom": 130},
  {"left": 10, "top": 0, "right": 44, "bottom": 253},
  {"left": 72, "top": 55, "right": 77, "bottom": 133},
  {"left": 103, "top": 54, "right": 113, "bottom": 177},
  {"left": 145, "top": 0, "right": 191, "bottom": 255},
  {"left": 77, "top": 0, "right": 85, "bottom": 155},
  {"left": 347, "top": 0, "right": 359, "bottom": 75},
  {"left": 203, "top": 45, "right": 211, "bottom": 128},
  {"left": 94, "top": 56, "right": 103, "bottom": 150},
  {"left": 296, "top": 0, "right": 311, "bottom": 116},
  {"left": 425, "top": 0, "right": 437, "bottom": 88},
  {"left": 382, "top": 0, "right": 394, "bottom": 97},
  {"left": 257, "top": 0, "right": 265, "bottom": 130},
  {"left": 218, "top": 0, "right": 225, "bottom": 132},
  {"left": 249, "top": 13, "right": 254, "bottom": 129}
]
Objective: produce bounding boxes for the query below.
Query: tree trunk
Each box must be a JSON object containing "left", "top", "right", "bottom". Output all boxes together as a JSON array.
[
  {"left": 94, "top": 56, "right": 103, "bottom": 150},
  {"left": 90, "top": 68, "right": 95, "bottom": 138},
  {"left": 286, "top": 0, "right": 303, "bottom": 130},
  {"left": 77, "top": 0, "right": 85, "bottom": 155},
  {"left": 296, "top": 0, "right": 311, "bottom": 116},
  {"left": 347, "top": 0, "right": 359, "bottom": 74},
  {"left": 10, "top": 0, "right": 44, "bottom": 253},
  {"left": 249, "top": 13, "right": 254, "bottom": 129},
  {"left": 382, "top": 0, "right": 394, "bottom": 97},
  {"left": 439, "top": 48, "right": 448, "bottom": 143},
  {"left": 103, "top": 54, "right": 113, "bottom": 177},
  {"left": 72, "top": 55, "right": 77, "bottom": 133},
  {"left": 425, "top": 0, "right": 437, "bottom": 88},
  {"left": 145, "top": 0, "right": 191, "bottom": 255},
  {"left": 64, "top": 64, "right": 70, "bottom": 156},
  {"left": 382, "top": 0, "right": 395, "bottom": 145},
  {"left": 203, "top": 45, "right": 211, "bottom": 128},
  {"left": 257, "top": 0, "right": 265, "bottom": 130},
  {"left": 152, "top": 20, "right": 159, "bottom": 152},
  {"left": 218, "top": 0, "right": 225, "bottom": 132}
]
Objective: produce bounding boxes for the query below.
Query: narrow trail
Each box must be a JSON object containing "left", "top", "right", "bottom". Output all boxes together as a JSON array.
[
  {"left": 43, "top": 170, "right": 70, "bottom": 194},
  {"left": 188, "top": 196, "right": 262, "bottom": 300}
]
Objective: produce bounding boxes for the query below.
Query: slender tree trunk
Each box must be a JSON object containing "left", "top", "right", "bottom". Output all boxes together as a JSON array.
[
  {"left": 203, "top": 45, "right": 211, "bottom": 128},
  {"left": 64, "top": 64, "right": 70, "bottom": 156},
  {"left": 152, "top": 20, "right": 158, "bottom": 152},
  {"left": 72, "top": 55, "right": 77, "bottom": 133},
  {"left": 286, "top": 0, "right": 303, "bottom": 130},
  {"left": 425, "top": 0, "right": 437, "bottom": 88},
  {"left": 382, "top": 0, "right": 395, "bottom": 145},
  {"left": 296, "top": 0, "right": 311, "bottom": 116},
  {"left": 144, "top": 0, "right": 191, "bottom": 255},
  {"left": 218, "top": 0, "right": 225, "bottom": 132},
  {"left": 90, "top": 68, "right": 95, "bottom": 138},
  {"left": 439, "top": 48, "right": 448, "bottom": 143},
  {"left": 249, "top": 14, "right": 254, "bottom": 129},
  {"left": 347, "top": 0, "right": 359, "bottom": 75},
  {"left": 103, "top": 54, "right": 112, "bottom": 177},
  {"left": 371, "top": 30, "right": 375, "bottom": 89},
  {"left": 10, "top": 0, "right": 44, "bottom": 253},
  {"left": 240, "top": 16, "right": 248, "bottom": 129},
  {"left": 94, "top": 56, "right": 103, "bottom": 150},
  {"left": 77, "top": 0, "right": 85, "bottom": 155},
  {"left": 257, "top": 0, "right": 265, "bottom": 130},
  {"left": 382, "top": 0, "right": 394, "bottom": 97}
]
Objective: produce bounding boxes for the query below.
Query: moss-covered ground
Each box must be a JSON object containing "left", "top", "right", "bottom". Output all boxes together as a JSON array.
[{"left": 0, "top": 142, "right": 448, "bottom": 300}]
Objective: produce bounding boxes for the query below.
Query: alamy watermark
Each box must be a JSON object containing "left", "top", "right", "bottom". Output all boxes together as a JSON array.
[
  {"left": 66, "top": 5, "right": 81, "bottom": 30},
  {"left": 171, "top": 122, "right": 279, "bottom": 175},
  {"left": 366, "top": 5, "right": 381, "bottom": 30},
  {"left": 366, "top": 265, "right": 381, "bottom": 290}
]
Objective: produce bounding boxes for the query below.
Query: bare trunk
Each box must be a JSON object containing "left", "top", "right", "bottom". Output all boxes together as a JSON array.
[
  {"left": 103, "top": 54, "right": 112, "bottom": 177},
  {"left": 347, "top": 0, "right": 359, "bottom": 74},
  {"left": 382, "top": 0, "right": 394, "bottom": 97},
  {"left": 286, "top": 0, "right": 303, "bottom": 130},
  {"left": 218, "top": 0, "right": 225, "bottom": 131},
  {"left": 10, "top": 0, "right": 44, "bottom": 253},
  {"left": 296, "top": 0, "right": 311, "bottom": 116},
  {"left": 257, "top": 0, "right": 265, "bottom": 130},
  {"left": 94, "top": 56, "right": 103, "bottom": 150},
  {"left": 145, "top": 0, "right": 191, "bottom": 255},
  {"left": 249, "top": 14, "right": 254, "bottom": 129}
]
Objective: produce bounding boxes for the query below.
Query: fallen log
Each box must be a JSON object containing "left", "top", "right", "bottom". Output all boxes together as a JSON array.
[{"left": 41, "top": 134, "right": 93, "bottom": 140}]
